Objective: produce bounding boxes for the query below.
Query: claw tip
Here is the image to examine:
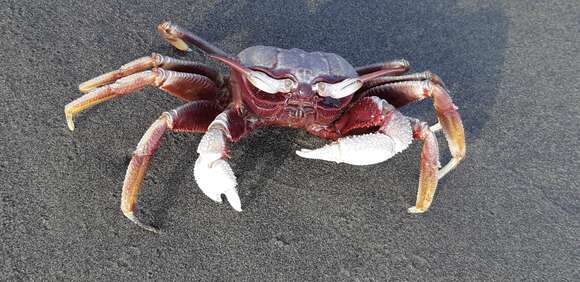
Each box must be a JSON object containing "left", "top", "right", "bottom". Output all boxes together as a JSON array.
[
  {"left": 295, "top": 149, "right": 309, "bottom": 158},
  {"left": 223, "top": 190, "right": 242, "bottom": 212},
  {"left": 230, "top": 199, "right": 242, "bottom": 212}
]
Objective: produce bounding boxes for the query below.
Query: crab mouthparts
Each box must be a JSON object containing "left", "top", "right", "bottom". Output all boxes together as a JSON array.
[{"left": 286, "top": 104, "right": 314, "bottom": 119}]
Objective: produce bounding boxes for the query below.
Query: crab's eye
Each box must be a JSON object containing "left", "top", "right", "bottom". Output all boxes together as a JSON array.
[
  {"left": 246, "top": 71, "right": 295, "bottom": 94},
  {"left": 314, "top": 78, "right": 363, "bottom": 99}
]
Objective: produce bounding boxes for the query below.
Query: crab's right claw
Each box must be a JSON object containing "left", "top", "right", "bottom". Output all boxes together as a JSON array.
[{"left": 194, "top": 127, "right": 242, "bottom": 211}]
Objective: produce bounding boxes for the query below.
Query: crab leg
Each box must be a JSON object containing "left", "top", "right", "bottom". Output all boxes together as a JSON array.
[
  {"left": 65, "top": 69, "right": 218, "bottom": 131},
  {"left": 355, "top": 59, "right": 410, "bottom": 76},
  {"left": 408, "top": 120, "right": 440, "bottom": 213},
  {"left": 359, "top": 78, "right": 466, "bottom": 179},
  {"left": 121, "top": 101, "right": 223, "bottom": 232},
  {"left": 361, "top": 71, "right": 446, "bottom": 93},
  {"left": 157, "top": 21, "right": 232, "bottom": 58},
  {"left": 79, "top": 53, "right": 222, "bottom": 93}
]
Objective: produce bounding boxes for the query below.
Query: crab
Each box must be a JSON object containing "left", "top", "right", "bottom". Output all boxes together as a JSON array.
[{"left": 65, "top": 22, "right": 465, "bottom": 232}]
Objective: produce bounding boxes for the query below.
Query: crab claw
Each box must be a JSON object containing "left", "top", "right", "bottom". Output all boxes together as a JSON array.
[
  {"left": 194, "top": 157, "right": 241, "bottom": 211},
  {"left": 297, "top": 110, "right": 412, "bottom": 165},
  {"left": 194, "top": 127, "right": 242, "bottom": 211},
  {"left": 296, "top": 132, "right": 411, "bottom": 166}
]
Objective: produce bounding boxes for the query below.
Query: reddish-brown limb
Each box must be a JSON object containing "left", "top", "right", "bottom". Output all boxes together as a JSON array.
[
  {"left": 65, "top": 69, "right": 218, "bottom": 131},
  {"left": 121, "top": 101, "right": 223, "bottom": 232},
  {"left": 408, "top": 120, "right": 440, "bottom": 213},
  {"left": 357, "top": 76, "right": 466, "bottom": 178},
  {"left": 431, "top": 88, "right": 465, "bottom": 179},
  {"left": 360, "top": 71, "right": 446, "bottom": 93},
  {"left": 157, "top": 21, "right": 232, "bottom": 58},
  {"left": 355, "top": 59, "right": 410, "bottom": 76},
  {"left": 79, "top": 53, "right": 222, "bottom": 93},
  {"left": 356, "top": 72, "right": 442, "bottom": 107}
]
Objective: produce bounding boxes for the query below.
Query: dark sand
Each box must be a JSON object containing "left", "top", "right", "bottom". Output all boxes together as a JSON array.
[{"left": 1, "top": 1, "right": 578, "bottom": 280}]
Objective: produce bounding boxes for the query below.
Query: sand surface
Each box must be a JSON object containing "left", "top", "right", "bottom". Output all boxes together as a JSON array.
[{"left": 1, "top": 1, "right": 578, "bottom": 280}]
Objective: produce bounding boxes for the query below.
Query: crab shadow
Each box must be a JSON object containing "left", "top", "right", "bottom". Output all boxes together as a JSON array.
[{"left": 232, "top": 127, "right": 298, "bottom": 207}]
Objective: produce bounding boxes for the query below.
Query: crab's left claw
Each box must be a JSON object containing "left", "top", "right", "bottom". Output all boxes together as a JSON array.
[
  {"left": 194, "top": 127, "right": 242, "bottom": 211},
  {"left": 296, "top": 133, "right": 411, "bottom": 165},
  {"left": 297, "top": 112, "right": 413, "bottom": 166}
]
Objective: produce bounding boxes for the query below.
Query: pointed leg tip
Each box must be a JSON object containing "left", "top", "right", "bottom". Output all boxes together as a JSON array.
[
  {"left": 124, "top": 211, "right": 160, "bottom": 233},
  {"left": 78, "top": 83, "right": 93, "bottom": 93},
  {"left": 172, "top": 41, "right": 191, "bottom": 52},
  {"left": 408, "top": 206, "right": 427, "bottom": 214},
  {"left": 66, "top": 114, "right": 75, "bottom": 131},
  {"left": 429, "top": 122, "right": 442, "bottom": 133},
  {"left": 437, "top": 158, "right": 461, "bottom": 180},
  {"left": 141, "top": 224, "right": 160, "bottom": 234},
  {"left": 158, "top": 21, "right": 173, "bottom": 31},
  {"left": 64, "top": 106, "right": 77, "bottom": 131},
  {"left": 157, "top": 22, "right": 191, "bottom": 52}
]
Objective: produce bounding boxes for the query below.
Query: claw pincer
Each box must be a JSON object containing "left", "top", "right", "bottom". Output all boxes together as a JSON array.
[
  {"left": 194, "top": 121, "right": 242, "bottom": 211},
  {"left": 297, "top": 110, "right": 413, "bottom": 165}
]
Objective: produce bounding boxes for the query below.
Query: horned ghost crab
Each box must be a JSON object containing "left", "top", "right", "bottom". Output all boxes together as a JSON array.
[{"left": 65, "top": 22, "right": 465, "bottom": 232}]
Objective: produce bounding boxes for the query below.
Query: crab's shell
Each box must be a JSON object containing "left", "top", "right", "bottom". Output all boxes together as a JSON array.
[{"left": 237, "top": 46, "right": 358, "bottom": 83}]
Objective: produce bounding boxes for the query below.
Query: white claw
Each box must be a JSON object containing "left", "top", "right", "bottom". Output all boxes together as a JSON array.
[
  {"left": 296, "top": 143, "right": 341, "bottom": 163},
  {"left": 296, "top": 133, "right": 408, "bottom": 165},
  {"left": 197, "top": 128, "right": 226, "bottom": 160},
  {"left": 194, "top": 127, "right": 242, "bottom": 211},
  {"left": 297, "top": 111, "right": 413, "bottom": 165},
  {"left": 224, "top": 189, "right": 242, "bottom": 212},
  {"left": 194, "top": 157, "right": 241, "bottom": 211}
]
